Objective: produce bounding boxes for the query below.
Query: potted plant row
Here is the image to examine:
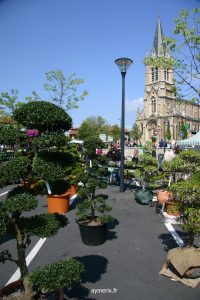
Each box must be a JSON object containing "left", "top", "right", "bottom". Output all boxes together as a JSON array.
[{"left": 0, "top": 101, "right": 84, "bottom": 299}]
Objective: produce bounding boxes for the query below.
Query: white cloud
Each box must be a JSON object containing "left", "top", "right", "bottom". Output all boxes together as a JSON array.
[{"left": 126, "top": 97, "right": 144, "bottom": 113}]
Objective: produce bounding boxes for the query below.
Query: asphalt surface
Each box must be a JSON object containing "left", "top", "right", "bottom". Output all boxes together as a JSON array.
[{"left": 0, "top": 185, "right": 200, "bottom": 300}]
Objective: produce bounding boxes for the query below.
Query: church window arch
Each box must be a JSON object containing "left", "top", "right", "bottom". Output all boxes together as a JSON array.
[
  {"left": 155, "top": 67, "right": 158, "bottom": 81},
  {"left": 151, "top": 67, "right": 155, "bottom": 82},
  {"left": 151, "top": 97, "right": 156, "bottom": 114},
  {"left": 164, "top": 69, "right": 169, "bottom": 81}
]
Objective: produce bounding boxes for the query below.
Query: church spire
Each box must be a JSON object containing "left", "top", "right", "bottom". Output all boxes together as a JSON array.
[{"left": 151, "top": 17, "right": 167, "bottom": 57}]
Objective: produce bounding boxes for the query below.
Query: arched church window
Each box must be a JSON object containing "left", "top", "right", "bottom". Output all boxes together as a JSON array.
[
  {"left": 151, "top": 97, "right": 156, "bottom": 114},
  {"left": 164, "top": 69, "right": 169, "bottom": 81},
  {"left": 155, "top": 67, "right": 158, "bottom": 81},
  {"left": 151, "top": 67, "right": 155, "bottom": 82}
]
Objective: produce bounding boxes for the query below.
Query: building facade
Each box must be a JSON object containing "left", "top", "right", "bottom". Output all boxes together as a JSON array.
[{"left": 136, "top": 18, "right": 200, "bottom": 144}]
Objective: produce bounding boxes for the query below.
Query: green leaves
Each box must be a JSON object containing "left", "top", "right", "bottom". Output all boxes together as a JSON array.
[
  {"left": 13, "top": 101, "right": 72, "bottom": 133},
  {"left": 18, "top": 214, "right": 68, "bottom": 238},
  {"left": 0, "top": 156, "right": 30, "bottom": 187},
  {"left": 29, "top": 258, "right": 84, "bottom": 292},
  {"left": 167, "top": 149, "right": 200, "bottom": 245},
  {"left": 0, "top": 125, "right": 25, "bottom": 147},
  {"left": 33, "top": 152, "right": 75, "bottom": 181},
  {"left": 130, "top": 123, "right": 142, "bottom": 143},
  {"left": 4, "top": 186, "right": 38, "bottom": 213},
  {"left": 0, "top": 89, "right": 19, "bottom": 115},
  {"left": 165, "top": 8, "right": 200, "bottom": 98},
  {"left": 144, "top": 56, "right": 174, "bottom": 69},
  {"left": 44, "top": 70, "right": 88, "bottom": 110},
  {"left": 32, "top": 132, "right": 68, "bottom": 148}
]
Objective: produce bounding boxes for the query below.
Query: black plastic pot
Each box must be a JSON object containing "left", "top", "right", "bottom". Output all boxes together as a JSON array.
[{"left": 77, "top": 220, "right": 107, "bottom": 246}]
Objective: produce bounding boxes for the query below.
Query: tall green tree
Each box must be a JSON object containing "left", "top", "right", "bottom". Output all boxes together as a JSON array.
[
  {"left": 165, "top": 123, "right": 172, "bottom": 141},
  {"left": 110, "top": 124, "right": 120, "bottom": 143},
  {"left": 77, "top": 116, "right": 107, "bottom": 141},
  {"left": 0, "top": 89, "right": 21, "bottom": 116},
  {"left": 180, "top": 120, "right": 188, "bottom": 139},
  {"left": 165, "top": 8, "right": 200, "bottom": 100},
  {"left": 130, "top": 123, "right": 142, "bottom": 143},
  {"left": 44, "top": 70, "right": 88, "bottom": 110}
]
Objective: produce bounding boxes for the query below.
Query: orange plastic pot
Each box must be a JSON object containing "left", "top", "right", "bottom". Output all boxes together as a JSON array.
[
  {"left": 157, "top": 190, "right": 173, "bottom": 204},
  {"left": 47, "top": 191, "right": 71, "bottom": 214}
]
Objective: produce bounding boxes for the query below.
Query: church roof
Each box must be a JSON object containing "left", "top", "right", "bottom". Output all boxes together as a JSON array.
[{"left": 152, "top": 18, "right": 168, "bottom": 57}]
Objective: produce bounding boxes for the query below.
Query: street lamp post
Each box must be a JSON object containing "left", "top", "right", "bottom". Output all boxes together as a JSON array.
[
  {"left": 115, "top": 57, "right": 133, "bottom": 192},
  {"left": 163, "top": 121, "right": 166, "bottom": 154}
]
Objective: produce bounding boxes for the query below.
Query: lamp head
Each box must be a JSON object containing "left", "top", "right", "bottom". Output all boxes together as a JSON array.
[{"left": 115, "top": 57, "right": 133, "bottom": 74}]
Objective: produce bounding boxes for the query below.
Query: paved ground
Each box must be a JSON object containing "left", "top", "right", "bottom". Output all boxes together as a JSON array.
[{"left": 0, "top": 185, "right": 200, "bottom": 299}]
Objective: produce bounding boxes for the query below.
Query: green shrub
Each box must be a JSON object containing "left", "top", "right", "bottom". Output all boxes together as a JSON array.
[{"left": 29, "top": 259, "right": 84, "bottom": 292}]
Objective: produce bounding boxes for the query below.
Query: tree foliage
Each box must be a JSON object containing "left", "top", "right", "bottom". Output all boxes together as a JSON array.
[
  {"left": 180, "top": 120, "right": 188, "bottom": 139},
  {"left": 13, "top": 101, "right": 72, "bottom": 133},
  {"left": 165, "top": 123, "right": 172, "bottom": 141},
  {"left": 130, "top": 123, "right": 143, "bottom": 143},
  {"left": 77, "top": 116, "right": 107, "bottom": 140},
  {"left": 44, "top": 70, "right": 88, "bottom": 110},
  {"left": 0, "top": 89, "right": 20, "bottom": 115},
  {"left": 165, "top": 8, "right": 200, "bottom": 100},
  {"left": 110, "top": 124, "right": 120, "bottom": 143}
]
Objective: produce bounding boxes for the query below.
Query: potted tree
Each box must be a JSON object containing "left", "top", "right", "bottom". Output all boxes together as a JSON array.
[
  {"left": 76, "top": 139, "right": 114, "bottom": 246},
  {"left": 166, "top": 150, "right": 200, "bottom": 245},
  {"left": 161, "top": 149, "right": 200, "bottom": 217},
  {"left": 76, "top": 171, "right": 114, "bottom": 246},
  {"left": 0, "top": 101, "right": 84, "bottom": 299},
  {"left": 133, "top": 153, "right": 158, "bottom": 205}
]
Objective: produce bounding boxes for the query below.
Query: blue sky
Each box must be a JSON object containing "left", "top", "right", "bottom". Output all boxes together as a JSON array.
[{"left": 0, "top": 0, "right": 199, "bottom": 129}]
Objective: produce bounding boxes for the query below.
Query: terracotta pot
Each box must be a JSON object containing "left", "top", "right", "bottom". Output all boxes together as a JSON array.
[
  {"left": 0, "top": 280, "right": 24, "bottom": 298},
  {"left": 164, "top": 201, "right": 180, "bottom": 216},
  {"left": 70, "top": 184, "right": 78, "bottom": 196},
  {"left": 157, "top": 190, "right": 173, "bottom": 204},
  {"left": 47, "top": 191, "right": 71, "bottom": 214}
]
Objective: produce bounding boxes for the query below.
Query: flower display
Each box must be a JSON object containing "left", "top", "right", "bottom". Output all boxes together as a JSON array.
[{"left": 26, "top": 129, "right": 39, "bottom": 137}]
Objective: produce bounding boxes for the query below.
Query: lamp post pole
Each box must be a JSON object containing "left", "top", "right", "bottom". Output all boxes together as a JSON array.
[
  {"left": 115, "top": 58, "right": 133, "bottom": 192},
  {"left": 120, "top": 72, "right": 125, "bottom": 192}
]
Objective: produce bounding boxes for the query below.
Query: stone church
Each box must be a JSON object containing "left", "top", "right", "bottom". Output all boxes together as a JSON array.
[{"left": 136, "top": 18, "right": 199, "bottom": 144}]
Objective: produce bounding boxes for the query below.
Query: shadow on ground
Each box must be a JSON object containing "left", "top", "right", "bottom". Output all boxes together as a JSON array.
[
  {"left": 64, "top": 255, "right": 108, "bottom": 299},
  {"left": 158, "top": 231, "right": 191, "bottom": 251}
]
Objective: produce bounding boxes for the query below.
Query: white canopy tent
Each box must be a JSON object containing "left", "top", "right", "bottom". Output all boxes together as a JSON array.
[{"left": 176, "top": 131, "right": 200, "bottom": 146}]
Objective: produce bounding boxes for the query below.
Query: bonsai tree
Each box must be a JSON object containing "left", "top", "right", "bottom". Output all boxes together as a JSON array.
[
  {"left": 165, "top": 150, "right": 200, "bottom": 246},
  {"left": 76, "top": 150, "right": 113, "bottom": 225},
  {"left": 29, "top": 259, "right": 84, "bottom": 298},
  {"left": 133, "top": 154, "right": 158, "bottom": 204},
  {"left": 162, "top": 149, "right": 200, "bottom": 183},
  {"left": 169, "top": 173, "right": 200, "bottom": 246},
  {"left": 133, "top": 154, "right": 158, "bottom": 191},
  {"left": 0, "top": 101, "right": 84, "bottom": 299}
]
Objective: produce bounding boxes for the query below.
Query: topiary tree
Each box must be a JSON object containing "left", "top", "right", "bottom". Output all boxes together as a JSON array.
[
  {"left": 165, "top": 123, "right": 172, "bottom": 141},
  {"left": 29, "top": 259, "right": 84, "bottom": 298},
  {"left": 180, "top": 121, "right": 188, "bottom": 140},
  {"left": 133, "top": 154, "right": 158, "bottom": 205},
  {"left": 0, "top": 101, "right": 84, "bottom": 299},
  {"left": 164, "top": 150, "right": 200, "bottom": 246}
]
